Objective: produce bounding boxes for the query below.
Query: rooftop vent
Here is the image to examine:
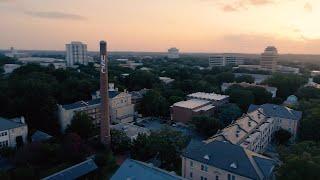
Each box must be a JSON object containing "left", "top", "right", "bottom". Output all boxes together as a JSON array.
[
  {"left": 204, "top": 155, "right": 210, "bottom": 160},
  {"left": 230, "top": 162, "right": 237, "bottom": 169},
  {"left": 273, "top": 105, "right": 277, "bottom": 110}
]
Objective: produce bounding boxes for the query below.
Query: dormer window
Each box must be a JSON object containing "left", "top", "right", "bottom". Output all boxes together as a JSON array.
[
  {"left": 230, "top": 162, "right": 237, "bottom": 169},
  {"left": 248, "top": 121, "right": 252, "bottom": 127}
]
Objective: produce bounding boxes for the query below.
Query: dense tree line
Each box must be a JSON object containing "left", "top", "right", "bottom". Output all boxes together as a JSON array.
[{"left": 0, "top": 63, "right": 99, "bottom": 135}]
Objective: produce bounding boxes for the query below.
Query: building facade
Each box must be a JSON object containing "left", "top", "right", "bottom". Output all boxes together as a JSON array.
[
  {"left": 66, "top": 41, "right": 88, "bottom": 67},
  {"left": 0, "top": 117, "right": 28, "bottom": 148},
  {"left": 170, "top": 99, "right": 215, "bottom": 123},
  {"left": 182, "top": 140, "right": 275, "bottom": 180},
  {"left": 260, "top": 46, "right": 278, "bottom": 72},
  {"left": 58, "top": 88, "right": 134, "bottom": 132},
  {"left": 209, "top": 55, "right": 244, "bottom": 68},
  {"left": 168, "top": 47, "right": 180, "bottom": 59}
]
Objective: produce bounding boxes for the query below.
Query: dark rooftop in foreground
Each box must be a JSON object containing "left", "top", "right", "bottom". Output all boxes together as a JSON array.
[
  {"left": 182, "top": 140, "right": 275, "bottom": 180},
  {"left": 41, "top": 159, "right": 97, "bottom": 180},
  {"left": 0, "top": 117, "right": 26, "bottom": 131},
  {"left": 111, "top": 159, "right": 184, "bottom": 180}
]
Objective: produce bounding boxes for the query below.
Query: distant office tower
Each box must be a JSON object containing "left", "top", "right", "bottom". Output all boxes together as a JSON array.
[
  {"left": 209, "top": 55, "right": 244, "bottom": 67},
  {"left": 65, "top": 41, "right": 88, "bottom": 67},
  {"left": 260, "top": 46, "right": 278, "bottom": 71},
  {"left": 99, "top": 41, "right": 111, "bottom": 146},
  {"left": 168, "top": 47, "right": 180, "bottom": 59}
]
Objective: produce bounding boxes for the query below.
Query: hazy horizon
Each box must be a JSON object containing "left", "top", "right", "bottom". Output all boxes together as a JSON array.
[{"left": 1, "top": 0, "right": 320, "bottom": 54}]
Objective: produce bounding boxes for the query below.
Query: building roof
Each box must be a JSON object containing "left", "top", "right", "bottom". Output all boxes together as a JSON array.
[
  {"left": 42, "top": 159, "right": 98, "bottom": 180},
  {"left": 182, "top": 140, "right": 275, "bottom": 180},
  {"left": 172, "top": 99, "right": 210, "bottom": 109},
  {"left": 61, "top": 98, "right": 101, "bottom": 110},
  {"left": 111, "top": 123, "right": 150, "bottom": 140},
  {"left": 187, "top": 92, "right": 229, "bottom": 101},
  {"left": 31, "top": 130, "right": 52, "bottom": 142},
  {"left": 0, "top": 117, "right": 26, "bottom": 131},
  {"left": 111, "top": 159, "right": 184, "bottom": 180},
  {"left": 248, "top": 104, "right": 302, "bottom": 121}
]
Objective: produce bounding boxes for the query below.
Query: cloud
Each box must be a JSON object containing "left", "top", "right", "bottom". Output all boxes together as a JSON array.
[
  {"left": 304, "top": 2, "right": 312, "bottom": 13},
  {"left": 24, "top": 11, "right": 86, "bottom": 20},
  {"left": 219, "top": 0, "right": 274, "bottom": 12}
]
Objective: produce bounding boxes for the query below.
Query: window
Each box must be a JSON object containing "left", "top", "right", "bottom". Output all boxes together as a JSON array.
[
  {"left": 190, "top": 160, "right": 193, "bottom": 167},
  {"left": 228, "top": 174, "right": 236, "bottom": 180},
  {"left": 0, "top": 132, "right": 7, "bottom": 137},
  {"left": 201, "top": 164, "right": 208, "bottom": 172},
  {"left": 200, "top": 176, "right": 207, "bottom": 180},
  {"left": 0, "top": 141, "right": 8, "bottom": 148},
  {"left": 215, "top": 176, "right": 219, "bottom": 180},
  {"left": 190, "top": 172, "right": 193, "bottom": 178}
]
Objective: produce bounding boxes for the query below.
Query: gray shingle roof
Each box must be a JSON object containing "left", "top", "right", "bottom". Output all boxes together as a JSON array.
[
  {"left": 111, "top": 159, "right": 184, "bottom": 180},
  {"left": 253, "top": 156, "right": 275, "bottom": 178},
  {"left": 31, "top": 130, "right": 52, "bottom": 142},
  {"left": 62, "top": 90, "right": 119, "bottom": 110},
  {"left": 248, "top": 104, "right": 302, "bottom": 121},
  {"left": 0, "top": 117, "right": 26, "bottom": 131},
  {"left": 182, "top": 140, "right": 274, "bottom": 180},
  {"left": 42, "top": 159, "right": 97, "bottom": 180}
]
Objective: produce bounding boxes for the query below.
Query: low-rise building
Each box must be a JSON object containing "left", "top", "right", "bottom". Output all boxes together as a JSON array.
[
  {"left": 221, "top": 82, "right": 278, "bottom": 98},
  {"left": 187, "top": 92, "right": 229, "bottom": 107},
  {"left": 58, "top": 87, "right": 134, "bottom": 132},
  {"left": 182, "top": 140, "right": 275, "bottom": 180},
  {"left": 129, "top": 88, "right": 149, "bottom": 110},
  {"left": 0, "top": 117, "right": 28, "bottom": 148},
  {"left": 119, "top": 61, "right": 143, "bottom": 70},
  {"left": 159, "top": 77, "right": 175, "bottom": 84},
  {"left": 31, "top": 130, "right": 52, "bottom": 143},
  {"left": 277, "top": 65, "right": 300, "bottom": 74},
  {"left": 209, "top": 55, "right": 244, "bottom": 67},
  {"left": 3, "top": 64, "right": 21, "bottom": 74},
  {"left": 111, "top": 159, "right": 185, "bottom": 180},
  {"left": 234, "top": 73, "right": 271, "bottom": 84},
  {"left": 111, "top": 123, "right": 150, "bottom": 141},
  {"left": 311, "top": 70, "right": 320, "bottom": 77},
  {"left": 170, "top": 99, "right": 215, "bottom": 123}
]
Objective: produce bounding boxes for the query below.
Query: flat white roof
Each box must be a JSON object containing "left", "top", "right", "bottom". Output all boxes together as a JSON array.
[
  {"left": 188, "top": 92, "right": 229, "bottom": 101},
  {"left": 173, "top": 99, "right": 210, "bottom": 109},
  {"left": 193, "top": 104, "right": 215, "bottom": 112}
]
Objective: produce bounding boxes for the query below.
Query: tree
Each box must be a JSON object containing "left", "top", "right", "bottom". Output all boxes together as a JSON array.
[
  {"left": 264, "top": 73, "right": 308, "bottom": 99},
  {"left": 299, "top": 102, "right": 320, "bottom": 141},
  {"left": 62, "top": 133, "right": 91, "bottom": 162},
  {"left": 11, "top": 167, "right": 37, "bottom": 180},
  {"left": 313, "top": 75, "right": 320, "bottom": 84},
  {"left": 216, "top": 72, "right": 235, "bottom": 85},
  {"left": 111, "top": 129, "right": 131, "bottom": 153},
  {"left": 131, "top": 128, "right": 189, "bottom": 172},
  {"left": 235, "top": 75, "right": 254, "bottom": 83},
  {"left": 228, "top": 89, "right": 254, "bottom": 111},
  {"left": 141, "top": 90, "right": 169, "bottom": 117},
  {"left": 296, "top": 86, "right": 320, "bottom": 100},
  {"left": 277, "top": 141, "right": 320, "bottom": 180},
  {"left": 168, "top": 96, "right": 184, "bottom": 105},
  {"left": 191, "top": 116, "right": 223, "bottom": 138},
  {"left": 127, "top": 70, "right": 159, "bottom": 90},
  {"left": 217, "top": 104, "right": 242, "bottom": 126},
  {"left": 67, "top": 112, "right": 94, "bottom": 139},
  {"left": 247, "top": 86, "right": 272, "bottom": 105},
  {"left": 274, "top": 129, "right": 292, "bottom": 145}
]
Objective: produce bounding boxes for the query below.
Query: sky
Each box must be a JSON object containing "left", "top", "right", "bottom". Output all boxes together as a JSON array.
[{"left": 0, "top": 0, "right": 320, "bottom": 54}]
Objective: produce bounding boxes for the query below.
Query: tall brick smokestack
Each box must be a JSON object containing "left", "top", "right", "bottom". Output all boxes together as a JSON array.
[{"left": 99, "top": 40, "right": 111, "bottom": 146}]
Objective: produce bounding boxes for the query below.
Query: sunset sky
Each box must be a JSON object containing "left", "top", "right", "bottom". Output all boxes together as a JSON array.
[{"left": 0, "top": 0, "right": 320, "bottom": 54}]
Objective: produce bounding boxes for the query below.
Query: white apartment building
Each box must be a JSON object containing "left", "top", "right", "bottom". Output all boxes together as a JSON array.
[
  {"left": 168, "top": 47, "right": 180, "bottom": 59},
  {"left": 260, "top": 46, "right": 278, "bottom": 72},
  {"left": 65, "top": 41, "right": 88, "bottom": 67},
  {"left": 209, "top": 55, "right": 244, "bottom": 68},
  {"left": 58, "top": 85, "right": 134, "bottom": 132},
  {"left": 0, "top": 117, "right": 28, "bottom": 148},
  {"left": 210, "top": 104, "right": 301, "bottom": 153}
]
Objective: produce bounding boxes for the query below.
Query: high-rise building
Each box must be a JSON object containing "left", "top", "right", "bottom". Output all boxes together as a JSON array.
[
  {"left": 208, "top": 55, "right": 244, "bottom": 67},
  {"left": 65, "top": 41, "right": 88, "bottom": 67},
  {"left": 260, "top": 46, "right": 278, "bottom": 71},
  {"left": 99, "top": 40, "right": 111, "bottom": 146},
  {"left": 168, "top": 47, "right": 180, "bottom": 59}
]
